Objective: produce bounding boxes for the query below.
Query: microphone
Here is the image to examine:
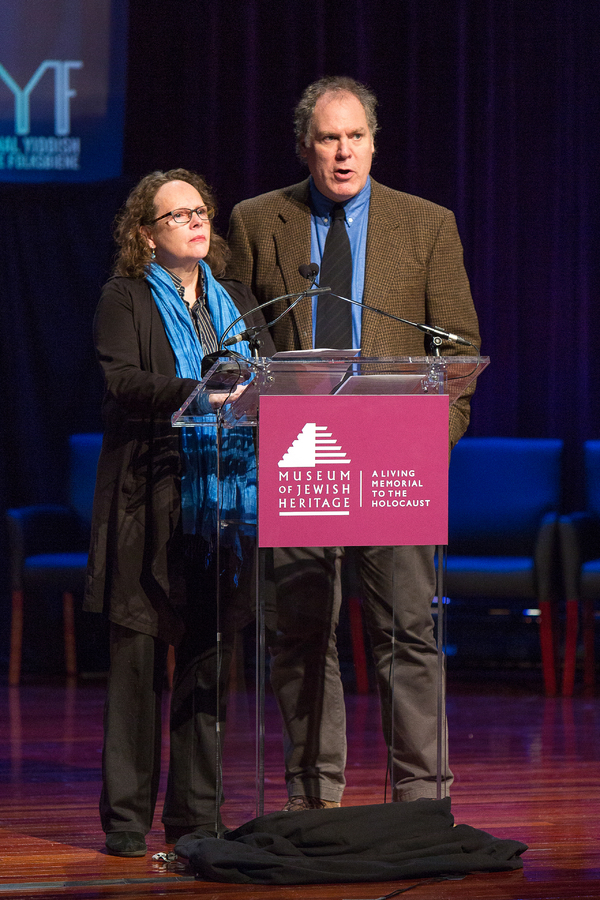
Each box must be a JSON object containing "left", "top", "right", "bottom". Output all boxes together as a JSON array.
[
  {"left": 221, "top": 324, "right": 264, "bottom": 347},
  {"left": 221, "top": 262, "right": 325, "bottom": 347},
  {"left": 319, "top": 291, "right": 474, "bottom": 351},
  {"left": 295, "top": 264, "right": 472, "bottom": 349},
  {"left": 201, "top": 266, "right": 474, "bottom": 377},
  {"left": 414, "top": 322, "right": 472, "bottom": 347},
  {"left": 299, "top": 262, "right": 319, "bottom": 281},
  {"left": 221, "top": 285, "right": 329, "bottom": 347},
  {"left": 201, "top": 264, "right": 327, "bottom": 376}
]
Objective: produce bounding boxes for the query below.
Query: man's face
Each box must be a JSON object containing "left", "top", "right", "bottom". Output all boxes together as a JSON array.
[{"left": 301, "top": 91, "right": 374, "bottom": 203}]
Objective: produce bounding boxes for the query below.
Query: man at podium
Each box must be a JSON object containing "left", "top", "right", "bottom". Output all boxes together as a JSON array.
[{"left": 227, "top": 77, "right": 480, "bottom": 811}]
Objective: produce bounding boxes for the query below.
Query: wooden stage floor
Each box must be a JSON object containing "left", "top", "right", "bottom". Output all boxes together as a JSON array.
[{"left": 1, "top": 670, "right": 599, "bottom": 899}]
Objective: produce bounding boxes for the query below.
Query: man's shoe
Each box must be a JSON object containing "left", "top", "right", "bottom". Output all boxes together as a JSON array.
[
  {"left": 105, "top": 831, "right": 147, "bottom": 857},
  {"left": 281, "top": 796, "right": 341, "bottom": 811}
]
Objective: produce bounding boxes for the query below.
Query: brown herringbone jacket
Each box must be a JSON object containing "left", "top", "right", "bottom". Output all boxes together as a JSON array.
[{"left": 227, "top": 177, "right": 481, "bottom": 446}]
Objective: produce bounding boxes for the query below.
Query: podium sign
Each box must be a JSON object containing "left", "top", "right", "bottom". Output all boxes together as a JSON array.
[{"left": 258, "top": 393, "right": 450, "bottom": 548}]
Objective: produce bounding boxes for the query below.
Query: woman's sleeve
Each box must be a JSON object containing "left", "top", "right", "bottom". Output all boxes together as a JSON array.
[{"left": 93, "top": 278, "right": 199, "bottom": 415}]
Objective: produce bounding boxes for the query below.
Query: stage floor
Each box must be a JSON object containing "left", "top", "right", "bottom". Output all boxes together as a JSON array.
[{"left": 1, "top": 672, "right": 599, "bottom": 898}]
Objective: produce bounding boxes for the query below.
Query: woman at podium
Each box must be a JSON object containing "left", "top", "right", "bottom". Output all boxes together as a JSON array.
[{"left": 84, "top": 169, "right": 274, "bottom": 857}]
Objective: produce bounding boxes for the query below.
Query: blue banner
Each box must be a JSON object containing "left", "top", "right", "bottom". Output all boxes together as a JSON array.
[{"left": 0, "top": 0, "right": 127, "bottom": 182}]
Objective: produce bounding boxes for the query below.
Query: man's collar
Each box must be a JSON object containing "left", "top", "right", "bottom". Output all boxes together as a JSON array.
[{"left": 308, "top": 176, "right": 371, "bottom": 220}]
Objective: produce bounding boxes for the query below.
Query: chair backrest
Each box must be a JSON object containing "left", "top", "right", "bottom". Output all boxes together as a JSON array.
[
  {"left": 585, "top": 441, "right": 600, "bottom": 518},
  {"left": 68, "top": 433, "right": 103, "bottom": 524},
  {"left": 448, "top": 437, "right": 563, "bottom": 555}
]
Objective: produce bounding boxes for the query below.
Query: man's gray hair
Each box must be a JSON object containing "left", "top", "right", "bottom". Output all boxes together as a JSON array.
[{"left": 294, "top": 76, "right": 379, "bottom": 159}]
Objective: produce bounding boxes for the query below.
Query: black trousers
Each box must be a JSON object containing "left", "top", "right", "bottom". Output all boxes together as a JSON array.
[{"left": 100, "top": 548, "right": 240, "bottom": 836}]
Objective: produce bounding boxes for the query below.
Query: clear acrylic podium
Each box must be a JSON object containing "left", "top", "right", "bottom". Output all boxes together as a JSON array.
[{"left": 172, "top": 353, "right": 489, "bottom": 827}]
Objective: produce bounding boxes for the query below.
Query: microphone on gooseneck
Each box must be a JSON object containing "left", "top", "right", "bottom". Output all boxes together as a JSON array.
[
  {"left": 219, "top": 264, "right": 327, "bottom": 348},
  {"left": 201, "top": 264, "right": 327, "bottom": 375},
  {"left": 298, "top": 263, "right": 473, "bottom": 350},
  {"left": 318, "top": 290, "right": 475, "bottom": 350}
]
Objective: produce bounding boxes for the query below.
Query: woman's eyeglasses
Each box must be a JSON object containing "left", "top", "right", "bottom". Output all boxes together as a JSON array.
[{"left": 150, "top": 206, "right": 215, "bottom": 225}]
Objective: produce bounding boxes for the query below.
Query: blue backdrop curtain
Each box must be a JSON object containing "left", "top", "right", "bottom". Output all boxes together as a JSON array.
[{"left": 1, "top": 0, "right": 598, "bottom": 668}]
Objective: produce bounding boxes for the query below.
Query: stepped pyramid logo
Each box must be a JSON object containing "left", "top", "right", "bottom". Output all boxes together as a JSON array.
[{"left": 278, "top": 423, "right": 351, "bottom": 468}]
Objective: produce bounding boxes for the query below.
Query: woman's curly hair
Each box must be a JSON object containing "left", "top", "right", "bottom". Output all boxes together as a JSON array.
[{"left": 112, "top": 168, "right": 230, "bottom": 278}]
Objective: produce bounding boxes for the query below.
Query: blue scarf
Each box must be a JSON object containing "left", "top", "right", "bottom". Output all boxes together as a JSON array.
[{"left": 145, "top": 260, "right": 256, "bottom": 548}]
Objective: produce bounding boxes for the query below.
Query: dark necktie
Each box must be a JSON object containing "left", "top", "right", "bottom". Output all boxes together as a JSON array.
[{"left": 315, "top": 204, "right": 353, "bottom": 349}]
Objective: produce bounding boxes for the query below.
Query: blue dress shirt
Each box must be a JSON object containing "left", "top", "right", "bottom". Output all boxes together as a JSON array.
[{"left": 308, "top": 176, "right": 371, "bottom": 349}]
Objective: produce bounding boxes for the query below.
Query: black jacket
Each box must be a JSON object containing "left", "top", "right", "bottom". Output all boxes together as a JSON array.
[
  {"left": 84, "top": 275, "right": 274, "bottom": 644},
  {"left": 176, "top": 798, "right": 527, "bottom": 885}
]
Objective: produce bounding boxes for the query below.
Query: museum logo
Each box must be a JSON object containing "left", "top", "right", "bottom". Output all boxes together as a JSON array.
[
  {"left": 278, "top": 422, "right": 350, "bottom": 468},
  {"left": 277, "top": 423, "right": 351, "bottom": 516}
]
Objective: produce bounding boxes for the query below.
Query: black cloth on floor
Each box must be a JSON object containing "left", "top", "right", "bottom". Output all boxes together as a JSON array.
[{"left": 175, "top": 798, "right": 527, "bottom": 885}]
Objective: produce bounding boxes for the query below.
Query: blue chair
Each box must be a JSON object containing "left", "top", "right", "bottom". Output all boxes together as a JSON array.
[
  {"left": 6, "top": 433, "right": 102, "bottom": 685},
  {"left": 445, "top": 437, "right": 563, "bottom": 695},
  {"left": 559, "top": 441, "right": 600, "bottom": 696}
]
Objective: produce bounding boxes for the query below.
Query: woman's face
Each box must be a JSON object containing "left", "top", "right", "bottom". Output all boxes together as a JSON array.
[{"left": 142, "top": 179, "right": 211, "bottom": 270}]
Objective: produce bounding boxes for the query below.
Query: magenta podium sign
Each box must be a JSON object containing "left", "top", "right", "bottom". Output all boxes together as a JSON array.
[{"left": 258, "top": 394, "right": 449, "bottom": 548}]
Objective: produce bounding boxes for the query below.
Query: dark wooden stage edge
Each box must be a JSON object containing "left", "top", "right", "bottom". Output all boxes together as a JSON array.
[{"left": 1, "top": 673, "right": 599, "bottom": 899}]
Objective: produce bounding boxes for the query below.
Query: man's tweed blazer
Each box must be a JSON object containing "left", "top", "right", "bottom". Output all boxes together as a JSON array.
[{"left": 227, "top": 177, "right": 481, "bottom": 447}]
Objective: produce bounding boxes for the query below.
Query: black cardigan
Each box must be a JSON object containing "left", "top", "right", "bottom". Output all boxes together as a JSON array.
[{"left": 84, "top": 275, "right": 274, "bottom": 644}]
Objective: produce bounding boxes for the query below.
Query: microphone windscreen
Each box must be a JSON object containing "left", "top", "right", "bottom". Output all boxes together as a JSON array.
[{"left": 299, "top": 262, "right": 319, "bottom": 280}]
